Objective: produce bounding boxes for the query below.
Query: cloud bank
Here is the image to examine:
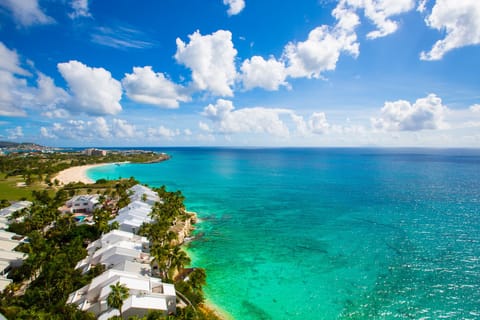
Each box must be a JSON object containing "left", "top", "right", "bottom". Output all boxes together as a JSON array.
[{"left": 372, "top": 94, "right": 448, "bottom": 131}]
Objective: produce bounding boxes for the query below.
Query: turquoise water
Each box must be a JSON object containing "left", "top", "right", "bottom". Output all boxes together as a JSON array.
[{"left": 89, "top": 148, "right": 480, "bottom": 319}]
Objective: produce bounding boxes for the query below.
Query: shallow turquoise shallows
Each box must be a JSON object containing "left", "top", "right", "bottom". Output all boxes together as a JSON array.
[{"left": 88, "top": 148, "right": 480, "bottom": 320}]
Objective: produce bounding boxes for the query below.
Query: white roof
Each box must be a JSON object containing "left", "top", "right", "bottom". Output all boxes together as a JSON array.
[
  {"left": 85, "top": 230, "right": 148, "bottom": 261},
  {"left": 128, "top": 185, "right": 160, "bottom": 204},
  {"left": 125, "top": 200, "right": 152, "bottom": 210},
  {"left": 0, "top": 250, "right": 25, "bottom": 262},
  {"left": 124, "top": 295, "right": 167, "bottom": 311},
  {"left": 117, "top": 207, "right": 151, "bottom": 219},
  {"left": 92, "top": 243, "right": 147, "bottom": 264},
  {"left": 0, "top": 278, "right": 12, "bottom": 292},
  {"left": 0, "top": 201, "right": 32, "bottom": 217},
  {"left": 113, "top": 260, "right": 151, "bottom": 275},
  {"left": 0, "top": 261, "right": 10, "bottom": 273},
  {"left": 0, "top": 239, "right": 20, "bottom": 251},
  {"left": 162, "top": 282, "right": 176, "bottom": 296},
  {"left": 68, "top": 194, "right": 99, "bottom": 203},
  {"left": 99, "top": 229, "right": 148, "bottom": 246},
  {"left": 0, "top": 230, "right": 18, "bottom": 240},
  {"left": 114, "top": 217, "right": 151, "bottom": 230}
]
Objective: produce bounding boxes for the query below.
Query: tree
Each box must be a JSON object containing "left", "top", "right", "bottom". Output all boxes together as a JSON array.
[
  {"left": 107, "top": 282, "right": 129, "bottom": 318},
  {"left": 167, "top": 246, "right": 191, "bottom": 281}
]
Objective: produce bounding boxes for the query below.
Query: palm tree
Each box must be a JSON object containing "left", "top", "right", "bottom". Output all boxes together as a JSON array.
[
  {"left": 167, "top": 246, "right": 191, "bottom": 281},
  {"left": 187, "top": 268, "right": 207, "bottom": 302},
  {"left": 107, "top": 282, "right": 129, "bottom": 318}
]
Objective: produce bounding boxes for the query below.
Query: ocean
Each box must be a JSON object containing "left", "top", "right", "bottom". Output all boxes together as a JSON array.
[{"left": 88, "top": 148, "right": 480, "bottom": 319}]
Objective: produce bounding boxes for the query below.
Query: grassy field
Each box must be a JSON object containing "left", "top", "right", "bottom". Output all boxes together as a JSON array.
[{"left": 0, "top": 174, "right": 49, "bottom": 201}]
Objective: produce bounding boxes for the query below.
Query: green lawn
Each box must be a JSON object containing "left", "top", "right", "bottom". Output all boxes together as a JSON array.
[{"left": 0, "top": 174, "right": 47, "bottom": 201}]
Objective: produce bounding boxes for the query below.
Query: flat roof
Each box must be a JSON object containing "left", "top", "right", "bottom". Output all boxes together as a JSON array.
[
  {"left": 0, "top": 239, "right": 20, "bottom": 251},
  {"left": 0, "top": 230, "right": 17, "bottom": 240},
  {"left": 0, "top": 278, "right": 12, "bottom": 292},
  {"left": 0, "top": 250, "right": 25, "bottom": 262}
]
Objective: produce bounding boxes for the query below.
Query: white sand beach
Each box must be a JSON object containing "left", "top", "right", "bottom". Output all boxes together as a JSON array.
[{"left": 54, "top": 163, "right": 108, "bottom": 185}]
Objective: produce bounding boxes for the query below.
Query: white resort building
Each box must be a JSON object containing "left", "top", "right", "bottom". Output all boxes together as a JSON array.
[
  {"left": 0, "top": 201, "right": 32, "bottom": 219},
  {"left": 128, "top": 184, "right": 160, "bottom": 205},
  {"left": 67, "top": 262, "right": 176, "bottom": 319},
  {"left": 111, "top": 200, "right": 153, "bottom": 234},
  {"left": 0, "top": 230, "right": 26, "bottom": 292},
  {"left": 0, "top": 204, "right": 29, "bottom": 291},
  {"left": 66, "top": 195, "right": 100, "bottom": 214},
  {"left": 68, "top": 185, "right": 177, "bottom": 318},
  {"left": 76, "top": 229, "right": 151, "bottom": 274}
]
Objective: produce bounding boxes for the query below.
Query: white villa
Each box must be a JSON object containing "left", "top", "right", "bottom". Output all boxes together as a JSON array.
[
  {"left": 0, "top": 230, "right": 26, "bottom": 292},
  {"left": 67, "top": 262, "right": 176, "bottom": 319},
  {"left": 67, "top": 195, "right": 99, "bottom": 214},
  {"left": 128, "top": 184, "right": 160, "bottom": 205},
  {"left": 111, "top": 201, "right": 153, "bottom": 234},
  {"left": 0, "top": 201, "right": 32, "bottom": 218},
  {"left": 69, "top": 184, "right": 178, "bottom": 318},
  {"left": 76, "top": 230, "right": 151, "bottom": 274}
]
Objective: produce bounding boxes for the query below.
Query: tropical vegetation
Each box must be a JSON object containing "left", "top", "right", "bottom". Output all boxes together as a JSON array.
[{"left": 0, "top": 152, "right": 220, "bottom": 319}]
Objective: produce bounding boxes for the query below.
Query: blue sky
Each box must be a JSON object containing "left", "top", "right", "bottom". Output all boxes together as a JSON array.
[{"left": 0, "top": 0, "right": 479, "bottom": 147}]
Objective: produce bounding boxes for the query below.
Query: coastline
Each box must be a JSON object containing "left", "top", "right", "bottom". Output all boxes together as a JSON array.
[
  {"left": 203, "top": 299, "right": 233, "bottom": 320},
  {"left": 55, "top": 161, "right": 232, "bottom": 319},
  {"left": 53, "top": 163, "right": 114, "bottom": 185}
]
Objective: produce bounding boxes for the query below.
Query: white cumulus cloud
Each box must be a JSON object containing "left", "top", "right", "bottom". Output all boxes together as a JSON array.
[
  {"left": 308, "top": 112, "right": 330, "bottom": 134},
  {"left": 112, "top": 118, "right": 137, "bottom": 138},
  {"left": 0, "top": 43, "right": 67, "bottom": 117},
  {"left": 283, "top": 4, "right": 360, "bottom": 79},
  {"left": 33, "top": 73, "right": 69, "bottom": 110},
  {"left": 147, "top": 126, "right": 180, "bottom": 139},
  {"left": 48, "top": 118, "right": 111, "bottom": 141},
  {"left": 198, "top": 121, "right": 211, "bottom": 132},
  {"left": 122, "top": 66, "right": 190, "bottom": 108},
  {"left": 40, "top": 127, "right": 56, "bottom": 139},
  {"left": 94, "top": 117, "right": 111, "bottom": 139},
  {"left": 175, "top": 30, "right": 237, "bottom": 97},
  {"left": 337, "top": 0, "right": 415, "bottom": 39},
  {"left": 223, "top": 0, "right": 245, "bottom": 16},
  {"left": 284, "top": 25, "right": 359, "bottom": 78},
  {"left": 0, "top": 42, "right": 30, "bottom": 76},
  {"left": 240, "top": 56, "right": 288, "bottom": 91},
  {"left": 0, "top": 0, "right": 54, "bottom": 27},
  {"left": 421, "top": 0, "right": 480, "bottom": 60},
  {"left": 69, "top": 0, "right": 91, "bottom": 19},
  {"left": 470, "top": 104, "right": 480, "bottom": 113},
  {"left": 7, "top": 126, "right": 23, "bottom": 140},
  {"left": 0, "top": 71, "right": 28, "bottom": 116},
  {"left": 203, "top": 99, "right": 295, "bottom": 137},
  {"left": 58, "top": 60, "right": 123, "bottom": 115},
  {"left": 417, "top": 0, "right": 428, "bottom": 13},
  {"left": 371, "top": 93, "right": 448, "bottom": 131}
]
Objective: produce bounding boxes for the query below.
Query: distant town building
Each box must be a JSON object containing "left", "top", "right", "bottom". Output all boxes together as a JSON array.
[{"left": 83, "top": 148, "right": 107, "bottom": 156}]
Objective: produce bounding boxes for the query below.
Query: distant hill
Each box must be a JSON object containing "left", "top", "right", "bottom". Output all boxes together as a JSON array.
[{"left": 0, "top": 141, "right": 45, "bottom": 149}]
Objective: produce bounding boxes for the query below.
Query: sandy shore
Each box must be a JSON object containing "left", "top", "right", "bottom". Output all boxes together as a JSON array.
[
  {"left": 203, "top": 300, "right": 233, "bottom": 320},
  {"left": 54, "top": 163, "right": 110, "bottom": 185}
]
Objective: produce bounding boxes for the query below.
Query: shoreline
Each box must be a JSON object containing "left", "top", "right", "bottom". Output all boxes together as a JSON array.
[
  {"left": 203, "top": 299, "right": 233, "bottom": 320},
  {"left": 53, "top": 163, "right": 117, "bottom": 185},
  {"left": 56, "top": 161, "right": 233, "bottom": 319}
]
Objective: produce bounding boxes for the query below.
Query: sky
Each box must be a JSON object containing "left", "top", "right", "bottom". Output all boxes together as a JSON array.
[{"left": 0, "top": 0, "right": 479, "bottom": 147}]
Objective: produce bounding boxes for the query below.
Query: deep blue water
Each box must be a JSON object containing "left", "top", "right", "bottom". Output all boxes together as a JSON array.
[{"left": 89, "top": 148, "right": 480, "bottom": 319}]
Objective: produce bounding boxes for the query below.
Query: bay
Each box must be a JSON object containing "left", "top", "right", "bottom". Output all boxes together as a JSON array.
[{"left": 88, "top": 148, "right": 480, "bottom": 319}]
